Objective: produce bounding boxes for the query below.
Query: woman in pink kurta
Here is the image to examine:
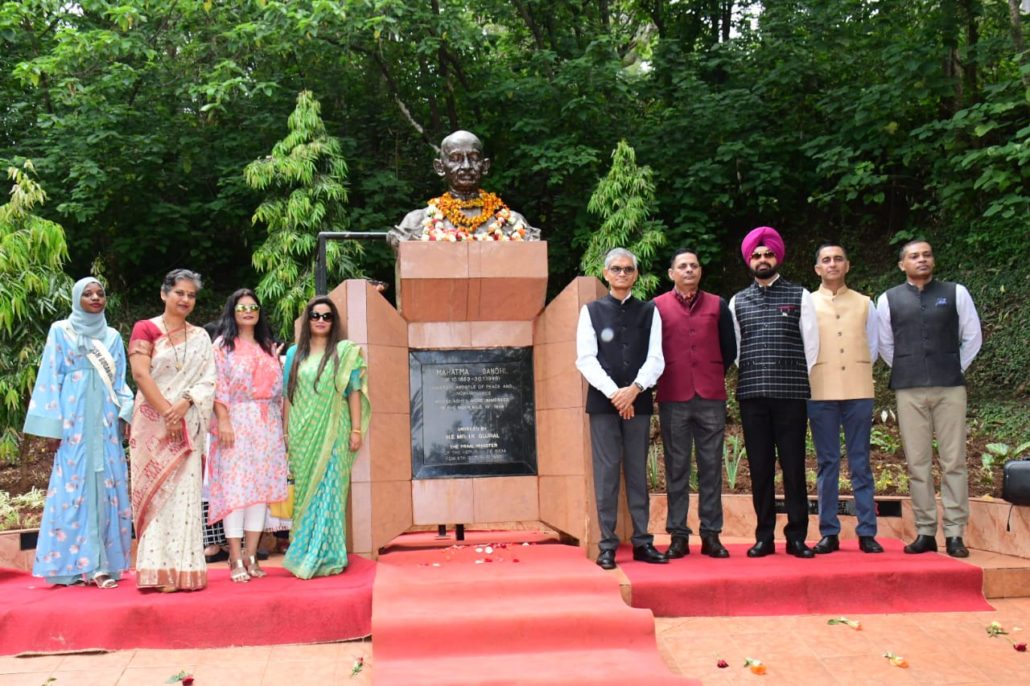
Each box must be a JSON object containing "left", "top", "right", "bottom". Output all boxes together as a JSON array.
[{"left": 207, "top": 289, "right": 288, "bottom": 582}]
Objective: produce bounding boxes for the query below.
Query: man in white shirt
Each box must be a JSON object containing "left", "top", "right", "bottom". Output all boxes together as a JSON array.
[
  {"left": 877, "top": 240, "right": 982, "bottom": 557},
  {"left": 576, "top": 248, "right": 666, "bottom": 569},
  {"left": 808, "top": 244, "right": 883, "bottom": 555}
]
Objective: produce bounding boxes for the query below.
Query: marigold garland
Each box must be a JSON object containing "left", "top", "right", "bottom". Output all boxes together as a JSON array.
[{"left": 419, "top": 189, "right": 527, "bottom": 242}]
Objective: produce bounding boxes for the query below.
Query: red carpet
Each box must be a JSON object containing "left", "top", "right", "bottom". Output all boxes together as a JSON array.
[
  {"left": 621, "top": 538, "right": 993, "bottom": 617},
  {"left": 0, "top": 558, "right": 374, "bottom": 655},
  {"left": 371, "top": 541, "right": 697, "bottom": 685}
]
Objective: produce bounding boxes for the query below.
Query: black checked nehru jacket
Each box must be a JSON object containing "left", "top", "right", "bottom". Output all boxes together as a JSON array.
[{"left": 733, "top": 278, "right": 811, "bottom": 400}]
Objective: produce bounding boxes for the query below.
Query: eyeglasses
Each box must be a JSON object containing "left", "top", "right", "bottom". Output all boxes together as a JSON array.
[
  {"left": 607, "top": 265, "right": 637, "bottom": 275},
  {"left": 750, "top": 250, "right": 777, "bottom": 260},
  {"left": 309, "top": 311, "right": 334, "bottom": 322},
  {"left": 235, "top": 304, "right": 260, "bottom": 313}
]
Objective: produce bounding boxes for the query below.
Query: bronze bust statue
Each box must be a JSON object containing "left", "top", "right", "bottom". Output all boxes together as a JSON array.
[{"left": 389, "top": 130, "right": 541, "bottom": 247}]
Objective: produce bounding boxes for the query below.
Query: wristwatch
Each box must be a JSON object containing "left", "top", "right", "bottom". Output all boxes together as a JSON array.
[
  {"left": 182, "top": 391, "right": 194, "bottom": 406},
  {"left": 633, "top": 382, "right": 645, "bottom": 392}
]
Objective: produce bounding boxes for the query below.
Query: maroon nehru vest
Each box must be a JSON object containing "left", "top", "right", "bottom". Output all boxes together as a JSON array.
[{"left": 653, "top": 289, "right": 727, "bottom": 402}]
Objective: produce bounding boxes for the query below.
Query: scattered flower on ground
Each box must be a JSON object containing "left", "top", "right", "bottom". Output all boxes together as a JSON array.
[
  {"left": 828, "top": 616, "right": 862, "bottom": 630},
  {"left": 883, "top": 652, "right": 908, "bottom": 668},
  {"left": 744, "top": 657, "right": 766, "bottom": 675}
]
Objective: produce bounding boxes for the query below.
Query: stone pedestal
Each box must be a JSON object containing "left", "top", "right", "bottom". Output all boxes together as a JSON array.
[{"left": 334, "top": 242, "right": 622, "bottom": 558}]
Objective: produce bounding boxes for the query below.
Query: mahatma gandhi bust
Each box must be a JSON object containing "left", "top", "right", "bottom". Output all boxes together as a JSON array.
[{"left": 388, "top": 130, "right": 541, "bottom": 247}]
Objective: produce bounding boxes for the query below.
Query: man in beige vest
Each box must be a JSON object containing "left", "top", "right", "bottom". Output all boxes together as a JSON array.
[{"left": 808, "top": 244, "right": 883, "bottom": 554}]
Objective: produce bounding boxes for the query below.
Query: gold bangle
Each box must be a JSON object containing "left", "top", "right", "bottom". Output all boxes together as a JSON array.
[{"left": 350, "top": 429, "right": 361, "bottom": 434}]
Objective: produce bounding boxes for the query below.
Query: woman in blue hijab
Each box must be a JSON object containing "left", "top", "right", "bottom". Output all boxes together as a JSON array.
[{"left": 23, "top": 277, "right": 135, "bottom": 588}]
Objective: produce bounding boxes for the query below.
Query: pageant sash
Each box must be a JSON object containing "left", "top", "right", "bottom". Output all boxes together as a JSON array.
[{"left": 61, "top": 322, "right": 121, "bottom": 408}]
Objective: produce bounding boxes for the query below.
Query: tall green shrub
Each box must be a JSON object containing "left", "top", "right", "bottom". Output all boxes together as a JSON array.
[
  {"left": 0, "top": 160, "right": 71, "bottom": 462},
  {"left": 245, "top": 91, "right": 362, "bottom": 339},
  {"left": 581, "top": 140, "right": 667, "bottom": 297}
]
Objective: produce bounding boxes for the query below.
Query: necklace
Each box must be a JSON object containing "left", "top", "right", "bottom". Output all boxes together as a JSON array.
[{"left": 162, "top": 316, "right": 189, "bottom": 371}]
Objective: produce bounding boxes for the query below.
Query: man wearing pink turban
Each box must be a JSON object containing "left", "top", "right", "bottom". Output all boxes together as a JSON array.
[{"left": 729, "top": 227, "right": 820, "bottom": 558}]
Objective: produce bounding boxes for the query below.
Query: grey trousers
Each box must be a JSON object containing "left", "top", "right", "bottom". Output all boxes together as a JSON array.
[
  {"left": 589, "top": 413, "right": 653, "bottom": 552},
  {"left": 659, "top": 398, "right": 727, "bottom": 537}
]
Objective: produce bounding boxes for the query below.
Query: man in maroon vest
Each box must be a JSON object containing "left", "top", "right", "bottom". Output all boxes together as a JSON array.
[{"left": 654, "top": 248, "right": 737, "bottom": 558}]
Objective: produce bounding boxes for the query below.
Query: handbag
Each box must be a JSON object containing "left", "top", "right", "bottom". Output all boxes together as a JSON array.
[
  {"left": 1002, "top": 458, "right": 1030, "bottom": 531},
  {"left": 269, "top": 477, "right": 295, "bottom": 519}
]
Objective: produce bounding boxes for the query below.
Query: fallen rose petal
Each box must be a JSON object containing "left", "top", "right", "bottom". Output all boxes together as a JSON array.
[
  {"left": 1015, "top": 643, "right": 1027, "bottom": 652},
  {"left": 717, "top": 659, "right": 729, "bottom": 669},
  {"left": 512, "top": 558, "right": 520, "bottom": 563},
  {"left": 182, "top": 678, "right": 194, "bottom": 686}
]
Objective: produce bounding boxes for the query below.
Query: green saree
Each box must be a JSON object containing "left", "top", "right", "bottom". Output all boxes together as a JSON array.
[{"left": 283, "top": 340, "right": 371, "bottom": 579}]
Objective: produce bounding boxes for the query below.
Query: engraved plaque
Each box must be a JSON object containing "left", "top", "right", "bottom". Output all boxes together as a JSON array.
[{"left": 409, "top": 348, "right": 537, "bottom": 479}]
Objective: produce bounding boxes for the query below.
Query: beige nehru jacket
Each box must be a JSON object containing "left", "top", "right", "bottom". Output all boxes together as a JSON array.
[{"left": 809, "top": 285, "right": 875, "bottom": 400}]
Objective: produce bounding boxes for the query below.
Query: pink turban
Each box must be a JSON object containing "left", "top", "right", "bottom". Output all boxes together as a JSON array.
[{"left": 740, "top": 226, "right": 785, "bottom": 263}]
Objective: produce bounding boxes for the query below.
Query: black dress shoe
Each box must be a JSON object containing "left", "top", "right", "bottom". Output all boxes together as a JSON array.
[
  {"left": 746, "top": 539, "right": 775, "bottom": 558},
  {"left": 812, "top": 535, "right": 839, "bottom": 554},
  {"left": 858, "top": 536, "right": 884, "bottom": 553},
  {"left": 700, "top": 534, "right": 730, "bottom": 558},
  {"left": 666, "top": 535, "right": 690, "bottom": 559},
  {"left": 596, "top": 549, "right": 616, "bottom": 570},
  {"left": 786, "top": 540, "right": 815, "bottom": 558},
  {"left": 632, "top": 543, "right": 669, "bottom": 564},
  {"left": 945, "top": 536, "right": 969, "bottom": 558},
  {"left": 903, "top": 534, "right": 938, "bottom": 554}
]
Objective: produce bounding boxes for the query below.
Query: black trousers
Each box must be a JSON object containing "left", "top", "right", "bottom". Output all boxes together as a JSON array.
[{"left": 739, "top": 397, "right": 809, "bottom": 543}]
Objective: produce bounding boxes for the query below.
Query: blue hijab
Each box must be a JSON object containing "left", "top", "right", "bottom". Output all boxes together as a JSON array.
[{"left": 65, "top": 277, "right": 109, "bottom": 351}]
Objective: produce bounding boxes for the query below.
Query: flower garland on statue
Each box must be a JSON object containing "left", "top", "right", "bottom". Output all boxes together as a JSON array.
[{"left": 419, "top": 190, "right": 528, "bottom": 242}]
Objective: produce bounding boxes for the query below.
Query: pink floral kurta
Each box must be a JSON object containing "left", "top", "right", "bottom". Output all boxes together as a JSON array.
[{"left": 207, "top": 337, "right": 288, "bottom": 525}]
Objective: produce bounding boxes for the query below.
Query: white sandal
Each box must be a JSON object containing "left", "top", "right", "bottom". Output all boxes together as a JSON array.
[{"left": 229, "top": 558, "right": 250, "bottom": 583}]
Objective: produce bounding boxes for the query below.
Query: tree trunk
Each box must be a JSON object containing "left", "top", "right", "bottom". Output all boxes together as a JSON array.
[{"left": 1008, "top": 0, "right": 1030, "bottom": 88}]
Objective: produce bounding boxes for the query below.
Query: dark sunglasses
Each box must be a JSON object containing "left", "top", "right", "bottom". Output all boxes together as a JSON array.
[
  {"left": 608, "top": 265, "right": 637, "bottom": 275},
  {"left": 309, "top": 311, "right": 334, "bottom": 322},
  {"left": 750, "top": 250, "right": 776, "bottom": 260}
]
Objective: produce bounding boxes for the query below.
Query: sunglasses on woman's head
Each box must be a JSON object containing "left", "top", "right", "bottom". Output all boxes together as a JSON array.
[
  {"left": 235, "top": 304, "right": 260, "bottom": 313},
  {"left": 309, "top": 311, "right": 334, "bottom": 322}
]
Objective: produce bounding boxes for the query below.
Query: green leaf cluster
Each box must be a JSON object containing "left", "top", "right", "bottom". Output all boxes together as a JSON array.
[
  {"left": 0, "top": 160, "right": 71, "bottom": 461},
  {"left": 246, "top": 91, "right": 361, "bottom": 338},
  {"left": 581, "top": 140, "right": 667, "bottom": 298}
]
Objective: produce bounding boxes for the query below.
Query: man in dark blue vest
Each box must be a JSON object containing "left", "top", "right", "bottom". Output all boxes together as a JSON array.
[
  {"left": 877, "top": 240, "right": 982, "bottom": 558},
  {"left": 576, "top": 248, "right": 667, "bottom": 570},
  {"left": 730, "top": 227, "right": 820, "bottom": 558}
]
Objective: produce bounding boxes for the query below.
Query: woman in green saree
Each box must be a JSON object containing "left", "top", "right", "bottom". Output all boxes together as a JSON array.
[{"left": 282, "top": 296, "right": 370, "bottom": 578}]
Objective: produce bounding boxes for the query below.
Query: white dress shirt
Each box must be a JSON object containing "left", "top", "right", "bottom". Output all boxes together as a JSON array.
[
  {"left": 575, "top": 294, "right": 665, "bottom": 399},
  {"left": 876, "top": 281, "right": 982, "bottom": 371}
]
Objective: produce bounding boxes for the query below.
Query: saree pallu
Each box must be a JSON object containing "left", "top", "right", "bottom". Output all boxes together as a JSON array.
[
  {"left": 129, "top": 319, "right": 215, "bottom": 590},
  {"left": 283, "top": 340, "right": 370, "bottom": 579}
]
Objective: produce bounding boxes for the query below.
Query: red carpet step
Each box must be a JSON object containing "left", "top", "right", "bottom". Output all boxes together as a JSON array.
[
  {"left": 620, "top": 537, "right": 993, "bottom": 617},
  {"left": 372, "top": 541, "right": 696, "bottom": 685},
  {"left": 0, "top": 558, "right": 374, "bottom": 655}
]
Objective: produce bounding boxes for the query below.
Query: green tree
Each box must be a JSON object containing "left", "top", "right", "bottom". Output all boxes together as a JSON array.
[
  {"left": 0, "top": 160, "right": 71, "bottom": 461},
  {"left": 581, "top": 140, "right": 667, "bottom": 297},
  {"left": 245, "top": 90, "right": 361, "bottom": 338}
]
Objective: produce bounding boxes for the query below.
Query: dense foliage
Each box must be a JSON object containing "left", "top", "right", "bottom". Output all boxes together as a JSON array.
[
  {"left": 0, "top": 161, "right": 71, "bottom": 461},
  {"left": 247, "top": 90, "right": 363, "bottom": 339},
  {"left": 1, "top": 1, "right": 1027, "bottom": 442}
]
